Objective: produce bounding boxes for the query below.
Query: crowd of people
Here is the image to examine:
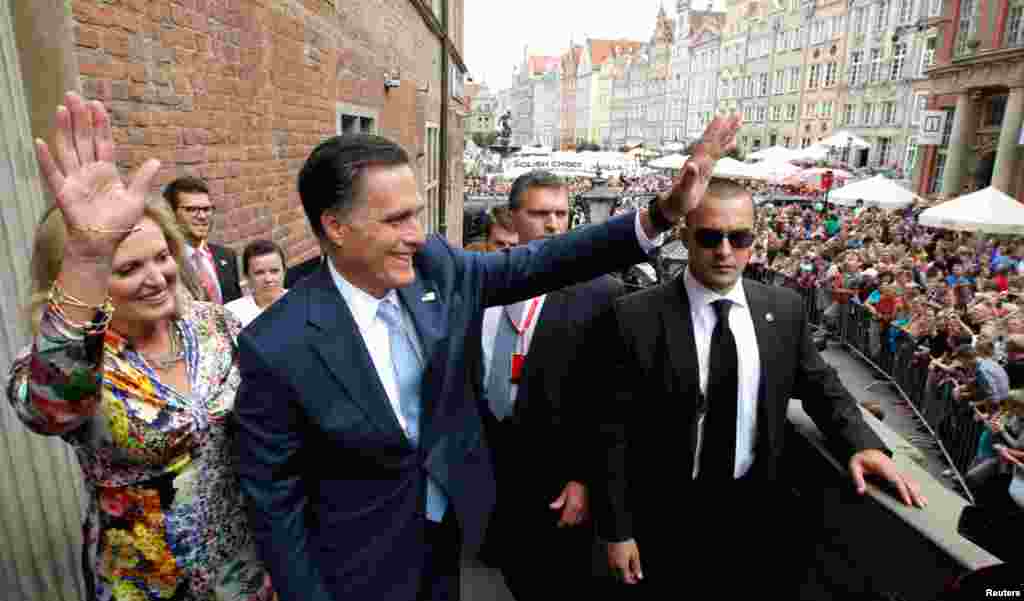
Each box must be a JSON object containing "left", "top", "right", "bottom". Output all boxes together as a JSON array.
[{"left": 9, "top": 91, "right": 1008, "bottom": 601}]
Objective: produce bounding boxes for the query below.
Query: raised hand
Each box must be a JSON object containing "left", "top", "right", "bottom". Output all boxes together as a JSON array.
[
  {"left": 35, "top": 92, "right": 160, "bottom": 262},
  {"left": 659, "top": 113, "right": 742, "bottom": 221}
]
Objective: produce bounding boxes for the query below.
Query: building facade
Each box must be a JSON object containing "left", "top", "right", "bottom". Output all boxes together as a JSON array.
[
  {"left": 687, "top": 25, "right": 723, "bottom": 140},
  {"left": 912, "top": 0, "right": 1024, "bottom": 200},
  {"left": 560, "top": 45, "right": 582, "bottom": 149},
  {"left": 466, "top": 82, "right": 496, "bottom": 137},
  {"left": 764, "top": 0, "right": 811, "bottom": 150}
]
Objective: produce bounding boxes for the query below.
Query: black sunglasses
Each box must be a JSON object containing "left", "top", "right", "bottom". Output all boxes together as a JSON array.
[{"left": 693, "top": 228, "right": 756, "bottom": 250}]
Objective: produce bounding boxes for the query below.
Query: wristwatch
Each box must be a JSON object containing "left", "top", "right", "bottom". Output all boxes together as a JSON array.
[{"left": 647, "top": 195, "right": 675, "bottom": 232}]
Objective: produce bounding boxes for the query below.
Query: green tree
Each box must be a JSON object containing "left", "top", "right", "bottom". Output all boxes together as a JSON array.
[{"left": 471, "top": 131, "right": 498, "bottom": 148}]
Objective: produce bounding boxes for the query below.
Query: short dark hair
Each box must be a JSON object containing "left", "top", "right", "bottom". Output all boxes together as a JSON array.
[
  {"left": 508, "top": 170, "right": 565, "bottom": 210},
  {"left": 685, "top": 177, "right": 754, "bottom": 227},
  {"left": 297, "top": 134, "right": 410, "bottom": 239},
  {"left": 163, "top": 176, "right": 210, "bottom": 210},
  {"left": 242, "top": 239, "right": 286, "bottom": 276}
]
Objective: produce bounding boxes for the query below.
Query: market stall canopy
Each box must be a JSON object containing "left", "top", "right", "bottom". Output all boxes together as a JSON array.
[
  {"left": 918, "top": 187, "right": 1024, "bottom": 234},
  {"left": 817, "top": 131, "right": 870, "bottom": 149},
  {"left": 649, "top": 153, "right": 689, "bottom": 169},
  {"left": 502, "top": 151, "right": 632, "bottom": 179},
  {"left": 712, "top": 157, "right": 755, "bottom": 178},
  {"left": 662, "top": 141, "right": 687, "bottom": 151},
  {"left": 828, "top": 175, "right": 919, "bottom": 209},
  {"left": 743, "top": 159, "right": 802, "bottom": 182},
  {"left": 789, "top": 144, "right": 831, "bottom": 161},
  {"left": 748, "top": 145, "right": 798, "bottom": 162}
]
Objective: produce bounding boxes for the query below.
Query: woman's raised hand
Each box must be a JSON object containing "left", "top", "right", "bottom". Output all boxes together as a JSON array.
[{"left": 35, "top": 91, "right": 161, "bottom": 263}]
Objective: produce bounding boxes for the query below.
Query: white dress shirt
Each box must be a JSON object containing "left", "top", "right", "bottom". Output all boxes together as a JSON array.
[
  {"left": 683, "top": 269, "right": 761, "bottom": 479},
  {"left": 327, "top": 259, "right": 424, "bottom": 435},
  {"left": 481, "top": 295, "right": 547, "bottom": 405}
]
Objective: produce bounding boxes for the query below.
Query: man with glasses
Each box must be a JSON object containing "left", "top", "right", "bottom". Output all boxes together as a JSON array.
[
  {"left": 165, "top": 176, "right": 242, "bottom": 304},
  {"left": 593, "top": 177, "right": 927, "bottom": 598}
]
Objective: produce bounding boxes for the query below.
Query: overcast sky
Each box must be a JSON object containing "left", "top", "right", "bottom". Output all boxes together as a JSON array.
[{"left": 464, "top": 0, "right": 722, "bottom": 92}]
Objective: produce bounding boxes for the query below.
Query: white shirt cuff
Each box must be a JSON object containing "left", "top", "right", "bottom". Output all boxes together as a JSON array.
[{"left": 634, "top": 209, "right": 667, "bottom": 254}]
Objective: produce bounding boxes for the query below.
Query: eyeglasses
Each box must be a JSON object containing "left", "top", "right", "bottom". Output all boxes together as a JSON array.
[
  {"left": 180, "top": 206, "right": 215, "bottom": 216},
  {"left": 693, "top": 228, "right": 755, "bottom": 250}
]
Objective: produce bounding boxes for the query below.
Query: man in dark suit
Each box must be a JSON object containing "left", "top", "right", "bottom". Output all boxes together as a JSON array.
[
  {"left": 164, "top": 176, "right": 242, "bottom": 303},
  {"left": 594, "top": 178, "right": 928, "bottom": 598},
  {"left": 478, "top": 170, "right": 624, "bottom": 598},
  {"left": 232, "top": 119, "right": 729, "bottom": 601},
  {"left": 283, "top": 253, "right": 323, "bottom": 288}
]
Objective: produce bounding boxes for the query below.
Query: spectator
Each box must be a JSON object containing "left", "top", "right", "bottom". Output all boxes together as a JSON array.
[{"left": 225, "top": 239, "right": 289, "bottom": 327}]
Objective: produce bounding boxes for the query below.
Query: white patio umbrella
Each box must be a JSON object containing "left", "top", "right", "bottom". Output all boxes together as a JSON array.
[
  {"left": 649, "top": 153, "right": 689, "bottom": 169},
  {"left": 817, "top": 131, "right": 870, "bottom": 149},
  {"left": 663, "top": 141, "right": 687, "bottom": 151},
  {"left": 713, "top": 157, "right": 755, "bottom": 179},
  {"left": 789, "top": 144, "right": 831, "bottom": 161},
  {"left": 748, "top": 145, "right": 798, "bottom": 162},
  {"left": 743, "top": 159, "right": 801, "bottom": 181},
  {"left": 827, "top": 175, "right": 920, "bottom": 209},
  {"left": 918, "top": 187, "right": 1024, "bottom": 234}
]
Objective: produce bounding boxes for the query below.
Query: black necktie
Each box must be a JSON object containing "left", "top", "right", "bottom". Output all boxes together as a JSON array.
[{"left": 701, "top": 299, "right": 738, "bottom": 482}]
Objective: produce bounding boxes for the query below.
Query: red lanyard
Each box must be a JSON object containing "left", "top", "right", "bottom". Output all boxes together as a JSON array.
[{"left": 507, "top": 297, "right": 542, "bottom": 353}]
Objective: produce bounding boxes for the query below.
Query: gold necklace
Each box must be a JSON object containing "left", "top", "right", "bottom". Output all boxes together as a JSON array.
[{"left": 141, "top": 324, "right": 184, "bottom": 370}]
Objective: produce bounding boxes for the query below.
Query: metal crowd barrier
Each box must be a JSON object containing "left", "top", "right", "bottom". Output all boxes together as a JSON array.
[{"left": 754, "top": 270, "right": 979, "bottom": 502}]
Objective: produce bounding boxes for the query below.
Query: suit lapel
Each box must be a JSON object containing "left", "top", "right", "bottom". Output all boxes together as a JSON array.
[
  {"left": 514, "top": 291, "right": 566, "bottom": 407},
  {"left": 743, "top": 282, "right": 778, "bottom": 459},
  {"left": 666, "top": 278, "right": 702, "bottom": 407},
  {"left": 306, "top": 266, "right": 407, "bottom": 441},
  {"left": 396, "top": 277, "right": 448, "bottom": 370},
  {"left": 210, "top": 245, "right": 231, "bottom": 284}
]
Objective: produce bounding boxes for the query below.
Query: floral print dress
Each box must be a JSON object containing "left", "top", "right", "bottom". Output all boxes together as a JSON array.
[{"left": 6, "top": 300, "right": 271, "bottom": 601}]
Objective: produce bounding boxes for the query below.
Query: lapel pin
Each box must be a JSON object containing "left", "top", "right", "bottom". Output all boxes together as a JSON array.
[
  {"left": 765, "top": 312, "right": 775, "bottom": 322},
  {"left": 421, "top": 291, "right": 437, "bottom": 303},
  {"left": 219, "top": 259, "right": 227, "bottom": 266}
]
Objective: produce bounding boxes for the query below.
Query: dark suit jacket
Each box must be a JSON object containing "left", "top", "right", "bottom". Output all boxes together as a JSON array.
[
  {"left": 234, "top": 213, "right": 649, "bottom": 601},
  {"left": 592, "top": 275, "right": 888, "bottom": 545},
  {"left": 209, "top": 243, "right": 242, "bottom": 303},
  {"left": 481, "top": 276, "right": 624, "bottom": 560},
  {"left": 284, "top": 254, "right": 323, "bottom": 289}
]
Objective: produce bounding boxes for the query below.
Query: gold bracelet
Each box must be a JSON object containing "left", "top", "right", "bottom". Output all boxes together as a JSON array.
[{"left": 66, "top": 223, "right": 143, "bottom": 235}]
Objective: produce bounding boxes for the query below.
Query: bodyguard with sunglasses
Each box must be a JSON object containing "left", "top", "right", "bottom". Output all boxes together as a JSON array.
[{"left": 593, "top": 178, "right": 928, "bottom": 598}]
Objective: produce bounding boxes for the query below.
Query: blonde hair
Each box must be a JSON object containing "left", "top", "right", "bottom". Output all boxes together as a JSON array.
[{"left": 28, "top": 200, "right": 197, "bottom": 335}]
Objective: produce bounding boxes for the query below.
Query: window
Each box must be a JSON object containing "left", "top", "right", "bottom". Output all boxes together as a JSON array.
[
  {"left": 869, "top": 48, "right": 882, "bottom": 83},
  {"left": 834, "top": 15, "right": 846, "bottom": 37},
  {"left": 777, "top": 29, "right": 787, "bottom": 50},
  {"left": 760, "top": 72, "right": 769, "bottom": 96},
  {"left": 905, "top": 138, "right": 919, "bottom": 174},
  {"left": 853, "top": 7, "right": 866, "bottom": 34},
  {"left": 783, "top": 136, "right": 792, "bottom": 148},
  {"left": 787, "top": 103, "right": 798, "bottom": 121},
  {"left": 1007, "top": 7, "right": 1024, "bottom": 47},
  {"left": 757, "top": 105, "right": 768, "bottom": 122},
  {"left": 849, "top": 51, "right": 863, "bottom": 85},
  {"left": 771, "top": 105, "right": 782, "bottom": 121},
  {"left": 862, "top": 103, "right": 875, "bottom": 124},
  {"left": 911, "top": 94, "right": 927, "bottom": 125},
  {"left": 822, "top": 100, "right": 833, "bottom": 118},
  {"left": 744, "top": 105, "right": 754, "bottom": 121},
  {"left": 929, "top": 153, "right": 946, "bottom": 193},
  {"left": 941, "top": 107, "right": 954, "bottom": 146},
  {"left": 825, "top": 62, "right": 837, "bottom": 87},
  {"left": 802, "top": 137, "right": 811, "bottom": 148},
  {"left": 876, "top": 0, "right": 890, "bottom": 31},
  {"left": 774, "top": 69, "right": 785, "bottom": 94},
  {"left": 424, "top": 123, "right": 440, "bottom": 233},
  {"left": 956, "top": 0, "right": 976, "bottom": 55},
  {"left": 337, "top": 104, "right": 377, "bottom": 136},
  {"left": 808, "top": 64, "right": 820, "bottom": 89},
  {"left": 741, "top": 136, "right": 749, "bottom": 148},
  {"left": 897, "top": 0, "right": 912, "bottom": 23},
  {"left": 882, "top": 101, "right": 897, "bottom": 124},
  {"left": 920, "top": 37, "right": 936, "bottom": 75},
  {"left": 747, "top": 75, "right": 755, "bottom": 97},
  {"left": 987, "top": 95, "right": 1008, "bottom": 127},
  {"left": 877, "top": 137, "right": 892, "bottom": 166},
  {"left": 806, "top": 102, "right": 817, "bottom": 117},
  {"left": 788, "top": 66, "right": 801, "bottom": 92},
  {"left": 812, "top": 20, "right": 825, "bottom": 44},
  {"left": 843, "top": 104, "right": 854, "bottom": 125},
  {"left": 929, "top": 0, "right": 942, "bottom": 16},
  {"left": 891, "top": 43, "right": 906, "bottom": 80}
]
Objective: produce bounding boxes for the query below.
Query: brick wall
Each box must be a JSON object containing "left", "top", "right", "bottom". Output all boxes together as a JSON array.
[{"left": 71, "top": 0, "right": 463, "bottom": 264}]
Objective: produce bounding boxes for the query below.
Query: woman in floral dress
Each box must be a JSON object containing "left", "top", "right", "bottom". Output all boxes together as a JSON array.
[{"left": 6, "top": 92, "right": 272, "bottom": 601}]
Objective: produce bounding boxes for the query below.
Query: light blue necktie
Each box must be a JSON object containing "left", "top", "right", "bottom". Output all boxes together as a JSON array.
[
  {"left": 377, "top": 299, "right": 448, "bottom": 522},
  {"left": 487, "top": 303, "right": 521, "bottom": 420}
]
